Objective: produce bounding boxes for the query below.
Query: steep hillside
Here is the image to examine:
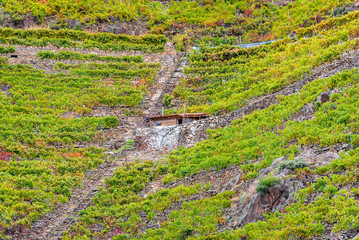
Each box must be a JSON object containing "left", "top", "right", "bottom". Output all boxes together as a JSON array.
[{"left": 0, "top": 0, "right": 359, "bottom": 240}]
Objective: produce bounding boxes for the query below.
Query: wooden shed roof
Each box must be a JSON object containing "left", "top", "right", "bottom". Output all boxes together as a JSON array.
[{"left": 146, "top": 113, "right": 208, "bottom": 120}]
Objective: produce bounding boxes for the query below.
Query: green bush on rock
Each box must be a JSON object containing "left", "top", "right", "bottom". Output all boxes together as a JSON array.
[
  {"left": 256, "top": 176, "right": 278, "bottom": 195},
  {"left": 279, "top": 157, "right": 308, "bottom": 170}
]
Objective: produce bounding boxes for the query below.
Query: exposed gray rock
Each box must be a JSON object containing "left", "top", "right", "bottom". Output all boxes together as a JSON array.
[
  {"left": 113, "top": 139, "right": 125, "bottom": 150},
  {"left": 112, "top": 26, "right": 128, "bottom": 35},
  {"left": 233, "top": 178, "right": 305, "bottom": 227},
  {"left": 1, "top": 83, "right": 12, "bottom": 91},
  {"left": 318, "top": 92, "right": 330, "bottom": 103},
  {"left": 135, "top": 125, "right": 180, "bottom": 150},
  {"left": 353, "top": 2, "right": 359, "bottom": 11}
]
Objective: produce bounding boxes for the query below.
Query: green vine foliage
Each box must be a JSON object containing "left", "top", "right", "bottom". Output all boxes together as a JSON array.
[
  {"left": 0, "top": 28, "right": 167, "bottom": 53},
  {"left": 0, "top": 0, "right": 353, "bottom": 39},
  {"left": 1, "top": 1, "right": 359, "bottom": 239},
  {"left": 60, "top": 5, "right": 359, "bottom": 240},
  {"left": 65, "top": 66, "right": 359, "bottom": 238},
  {"left": 63, "top": 160, "right": 234, "bottom": 239},
  {"left": 176, "top": 13, "right": 359, "bottom": 114},
  {"left": 0, "top": 45, "right": 15, "bottom": 54},
  {"left": 0, "top": 26, "right": 162, "bottom": 236}
]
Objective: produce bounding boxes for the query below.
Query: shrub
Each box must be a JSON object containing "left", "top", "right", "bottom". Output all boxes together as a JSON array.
[
  {"left": 113, "top": 235, "right": 130, "bottom": 240},
  {"left": 324, "top": 185, "right": 338, "bottom": 196},
  {"left": 0, "top": 46, "right": 15, "bottom": 54},
  {"left": 163, "top": 93, "right": 174, "bottom": 106},
  {"left": 315, "top": 101, "right": 322, "bottom": 109},
  {"left": 247, "top": 171, "right": 259, "bottom": 179},
  {"left": 279, "top": 157, "right": 308, "bottom": 170},
  {"left": 162, "top": 173, "right": 176, "bottom": 184},
  {"left": 256, "top": 176, "right": 278, "bottom": 195},
  {"left": 123, "top": 140, "right": 134, "bottom": 150},
  {"left": 330, "top": 92, "right": 342, "bottom": 102},
  {"left": 173, "top": 33, "right": 189, "bottom": 52},
  {"left": 314, "top": 178, "right": 327, "bottom": 192},
  {"left": 104, "top": 116, "right": 119, "bottom": 128},
  {"left": 0, "top": 57, "right": 7, "bottom": 65},
  {"left": 147, "top": 211, "right": 156, "bottom": 221},
  {"left": 50, "top": 23, "right": 68, "bottom": 30},
  {"left": 179, "top": 228, "right": 194, "bottom": 240}
]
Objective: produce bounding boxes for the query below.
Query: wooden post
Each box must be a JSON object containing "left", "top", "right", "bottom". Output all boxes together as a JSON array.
[{"left": 184, "top": 105, "right": 186, "bottom": 124}]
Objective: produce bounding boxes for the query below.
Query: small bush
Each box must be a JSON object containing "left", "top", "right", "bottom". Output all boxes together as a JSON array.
[
  {"left": 179, "top": 228, "right": 194, "bottom": 240},
  {"left": 315, "top": 101, "right": 322, "bottom": 109},
  {"left": 330, "top": 92, "right": 342, "bottom": 102},
  {"left": 104, "top": 116, "right": 119, "bottom": 128},
  {"left": 279, "top": 157, "right": 308, "bottom": 170},
  {"left": 256, "top": 176, "right": 278, "bottom": 195},
  {"left": 147, "top": 211, "right": 156, "bottom": 221},
  {"left": 0, "top": 46, "right": 15, "bottom": 54},
  {"left": 123, "top": 140, "right": 134, "bottom": 150},
  {"left": 163, "top": 93, "right": 174, "bottom": 106},
  {"left": 246, "top": 171, "right": 259, "bottom": 179},
  {"left": 162, "top": 173, "right": 176, "bottom": 184},
  {"left": 113, "top": 235, "right": 130, "bottom": 240},
  {"left": 324, "top": 185, "right": 338, "bottom": 196},
  {"left": 173, "top": 33, "right": 190, "bottom": 52},
  {"left": 314, "top": 178, "right": 327, "bottom": 192},
  {"left": 0, "top": 57, "right": 7, "bottom": 65}
]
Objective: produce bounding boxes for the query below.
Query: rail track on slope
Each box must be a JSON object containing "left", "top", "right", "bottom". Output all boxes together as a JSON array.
[
  {"left": 46, "top": 148, "right": 132, "bottom": 240},
  {"left": 45, "top": 52, "right": 188, "bottom": 240},
  {"left": 150, "top": 54, "right": 188, "bottom": 116}
]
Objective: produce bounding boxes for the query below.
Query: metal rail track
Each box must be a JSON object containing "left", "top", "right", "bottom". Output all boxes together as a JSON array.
[
  {"left": 46, "top": 148, "right": 132, "bottom": 239},
  {"left": 149, "top": 52, "right": 188, "bottom": 116},
  {"left": 46, "top": 52, "right": 189, "bottom": 240}
]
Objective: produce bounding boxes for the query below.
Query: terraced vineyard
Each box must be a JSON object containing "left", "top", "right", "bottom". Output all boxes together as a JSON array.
[
  {"left": 0, "top": 27, "right": 170, "bottom": 239},
  {"left": 0, "top": 0, "right": 359, "bottom": 240}
]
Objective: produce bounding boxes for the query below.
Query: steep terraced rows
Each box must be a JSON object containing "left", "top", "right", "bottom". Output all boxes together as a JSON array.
[
  {"left": 63, "top": 69, "right": 359, "bottom": 239},
  {"left": 174, "top": 10, "right": 359, "bottom": 114},
  {"left": 0, "top": 0, "right": 359, "bottom": 240},
  {"left": 61, "top": 5, "right": 359, "bottom": 240},
  {"left": 0, "top": 28, "right": 169, "bottom": 239}
]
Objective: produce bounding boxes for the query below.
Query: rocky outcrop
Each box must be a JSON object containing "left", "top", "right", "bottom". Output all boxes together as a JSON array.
[
  {"left": 134, "top": 118, "right": 213, "bottom": 151},
  {"left": 0, "top": 83, "right": 12, "bottom": 96},
  {"left": 221, "top": 144, "right": 345, "bottom": 229},
  {"left": 233, "top": 178, "right": 304, "bottom": 227},
  {"left": 135, "top": 125, "right": 180, "bottom": 150},
  {"left": 271, "top": 0, "right": 296, "bottom": 7}
]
